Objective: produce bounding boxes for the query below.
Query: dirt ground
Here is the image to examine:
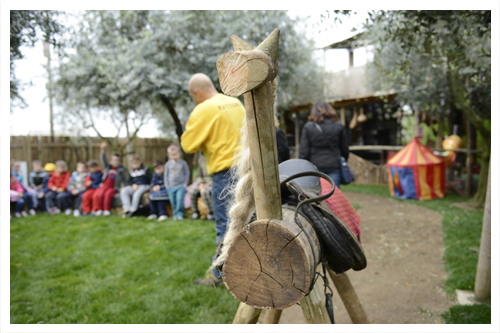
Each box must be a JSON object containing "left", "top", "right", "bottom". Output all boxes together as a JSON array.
[{"left": 275, "top": 192, "right": 457, "bottom": 324}]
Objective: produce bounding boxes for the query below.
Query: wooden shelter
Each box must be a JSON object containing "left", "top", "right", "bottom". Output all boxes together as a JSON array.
[{"left": 284, "top": 90, "right": 399, "bottom": 164}]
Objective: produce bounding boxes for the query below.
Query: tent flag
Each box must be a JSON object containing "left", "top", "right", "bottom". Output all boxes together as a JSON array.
[{"left": 387, "top": 138, "right": 445, "bottom": 200}]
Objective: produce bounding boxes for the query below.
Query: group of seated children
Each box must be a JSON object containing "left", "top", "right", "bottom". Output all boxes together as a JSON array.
[{"left": 10, "top": 143, "right": 213, "bottom": 221}]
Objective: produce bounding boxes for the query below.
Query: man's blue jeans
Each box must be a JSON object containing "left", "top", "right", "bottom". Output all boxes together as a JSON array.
[{"left": 211, "top": 169, "right": 233, "bottom": 279}]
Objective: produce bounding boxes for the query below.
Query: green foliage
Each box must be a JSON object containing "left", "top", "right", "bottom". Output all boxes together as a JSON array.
[
  {"left": 54, "top": 10, "right": 323, "bottom": 142},
  {"left": 365, "top": 10, "right": 491, "bottom": 120},
  {"left": 363, "top": 10, "right": 491, "bottom": 205},
  {"left": 442, "top": 304, "right": 491, "bottom": 324},
  {"left": 10, "top": 10, "right": 64, "bottom": 108},
  {"left": 10, "top": 214, "right": 239, "bottom": 324},
  {"left": 54, "top": 11, "right": 157, "bottom": 152}
]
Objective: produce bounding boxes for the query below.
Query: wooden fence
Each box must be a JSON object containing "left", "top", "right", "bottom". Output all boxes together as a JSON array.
[{"left": 10, "top": 136, "right": 173, "bottom": 174}]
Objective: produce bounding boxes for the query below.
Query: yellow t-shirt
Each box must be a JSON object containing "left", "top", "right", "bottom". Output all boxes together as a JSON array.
[{"left": 181, "top": 94, "right": 245, "bottom": 175}]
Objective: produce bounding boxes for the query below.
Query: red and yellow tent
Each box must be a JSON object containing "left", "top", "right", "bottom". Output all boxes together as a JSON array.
[{"left": 387, "top": 138, "right": 445, "bottom": 200}]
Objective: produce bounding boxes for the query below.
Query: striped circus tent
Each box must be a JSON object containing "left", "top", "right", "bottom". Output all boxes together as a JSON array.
[{"left": 387, "top": 137, "right": 445, "bottom": 200}]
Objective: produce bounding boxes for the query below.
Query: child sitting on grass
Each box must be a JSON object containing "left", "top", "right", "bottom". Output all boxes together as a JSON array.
[
  {"left": 11, "top": 160, "right": 36, "bottom": 211},
  {"left": 165, "top": 145, "right": 190, "bottom": 221},
  {"left": 60, "top": 161, "right": 89, "bottom": 216},
  {"left": 10, "top": 173, "right": 36, "bottom": 217},
  {"left": 81, "top": 160, "right": 102, "bottom": 216},
  {"left": 147, "top": 160, "right": 169, "bottom": 221},
  {"left": 29, "top": 160, "right": 46, "bottom": 209},
  {"left": 11, "top": 160, "right": 25, "bottom": 184},
  {"left": 29, "top": 160, "right": 46, "bottom": 191},
  {"left": 36, "top": 163, "right": 55, "bottom": 212},
  {"left": 95, "top": 143, "right": 128, "bottom": 216},
  {"left": 45, "top": 160, "right": 70, "bottom": 215},
  {"left": 121, "top": 154, "right": 152, "bottom": 218}
]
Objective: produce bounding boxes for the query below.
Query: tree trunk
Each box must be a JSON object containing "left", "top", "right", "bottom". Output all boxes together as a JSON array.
[
  {"left": 448, "top": 70, "right": 490, "bottom": 207},
  {"left": 474, "top": 162, "right": 491, "bottom": 303},
  {"left": 469, "top": 150, "right": 489, "bottom": 208},
  {"left": 465, "top": 120, "right": 473, "bottom": 197},
  {"left": 434, "top": 113, "right": 445, "bottom": 150},
  {"left": 159, "top": 95, "right": 184, "bottom": 143},
  {"left": 159, "top": 94, "right": 194, "bottom": 171}
]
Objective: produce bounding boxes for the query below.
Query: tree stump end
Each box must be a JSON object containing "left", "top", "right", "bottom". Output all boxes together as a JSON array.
[{"left": 223, "top": 212, "right": 320, "bottom": 309}]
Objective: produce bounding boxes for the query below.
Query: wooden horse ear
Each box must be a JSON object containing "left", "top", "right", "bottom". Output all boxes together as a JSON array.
[
  {"left": 231, "top": 35, "right": 255, "bottom": 51},
  {"left": 256, "top": 28, "right": 280, "bottom": 61}
]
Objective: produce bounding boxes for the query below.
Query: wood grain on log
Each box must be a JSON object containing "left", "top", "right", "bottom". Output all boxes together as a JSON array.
[
  {"left": 243, "top": 82, "right": 282, "bottom": 220},
  {"left": 223, "top": 209, "right": 321, "bottom": 309},
  {"left": 217, "top": 50, "right": 278, "bottom": 97}
]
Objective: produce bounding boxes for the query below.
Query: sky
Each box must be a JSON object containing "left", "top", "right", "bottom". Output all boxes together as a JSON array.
[{"left": 8, "top": 10, "right": 370, "bottom": 138}]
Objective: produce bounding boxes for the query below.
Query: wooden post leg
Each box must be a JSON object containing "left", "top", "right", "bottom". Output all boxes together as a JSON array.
[
  {"left": 232, "top": 302, "right": 262, "bottom": 324},
  {"left": 263, "top": 309, "right": 282, "bottom": 324},
  {"left": 327, "top": 269, "right": 370, "bottom": 324},
  {"left": 300, "top": 279, "right": 331, "bottom": 324}
]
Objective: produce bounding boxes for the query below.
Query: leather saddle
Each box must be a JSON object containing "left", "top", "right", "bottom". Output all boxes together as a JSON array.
[
  {"left": 279, "top": 159, "right": 367, "bottom": 274},
  {"left": 215, "top": 160, "right": 367, "bottom": 275}
]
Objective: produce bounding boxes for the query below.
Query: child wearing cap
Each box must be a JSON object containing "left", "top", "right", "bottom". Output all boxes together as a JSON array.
[{"left": 147, "top": 160, "right": 169, "bottom": 221}]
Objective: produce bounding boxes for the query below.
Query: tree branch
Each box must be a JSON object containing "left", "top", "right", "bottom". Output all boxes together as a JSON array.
[
  {"left": 159, "top": 94, "right": 183, "bottom": 143},
  {"left": 448, "top": 70, "right": 490, "bottom": 146}
]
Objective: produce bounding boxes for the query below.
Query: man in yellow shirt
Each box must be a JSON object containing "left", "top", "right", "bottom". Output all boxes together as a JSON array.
[{"left": 181, "top": 73, "right": 245, "bottom": 286}]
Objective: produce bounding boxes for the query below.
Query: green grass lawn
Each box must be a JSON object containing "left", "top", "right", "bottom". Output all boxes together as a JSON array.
[
  {"left": 342, "top": 183, "right": 490, "bottom": 324},
  {"left": 10, "top": 214, "right": 240, "bottom": 324},
  {"left": 10, "top": 184, "right": 490, "bottom": 324}
]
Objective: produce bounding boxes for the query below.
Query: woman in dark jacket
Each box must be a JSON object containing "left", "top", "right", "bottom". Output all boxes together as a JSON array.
[{"left": 299, "top": 101, "right": 349, "bottom": 188}]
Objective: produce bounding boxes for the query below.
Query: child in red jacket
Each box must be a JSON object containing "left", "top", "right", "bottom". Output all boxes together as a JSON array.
[{"left": 45, "top": 160, "right": 70, "bottom": 215}]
